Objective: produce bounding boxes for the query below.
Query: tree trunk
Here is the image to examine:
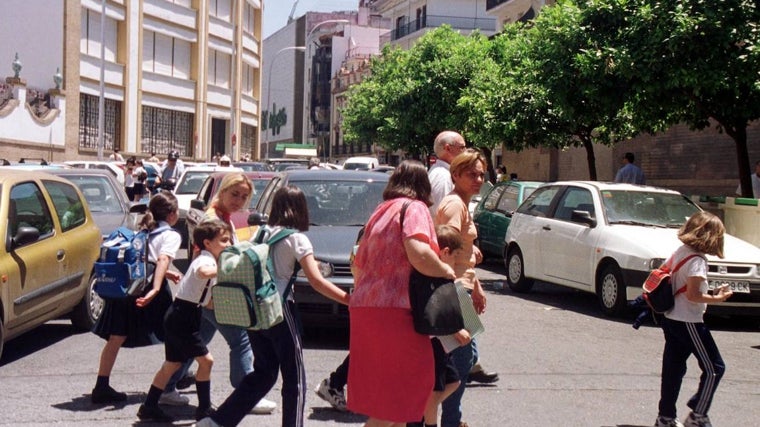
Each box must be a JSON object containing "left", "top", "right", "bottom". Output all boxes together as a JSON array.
[
  {"left": 480, "top": 146, "right": 496, "bottom": 184},
  {"left": 729, "top": 125, "right": 752, "bottom": 198},
  {"left": 581, "top": 136, "right": 598, "bottom": 181}
]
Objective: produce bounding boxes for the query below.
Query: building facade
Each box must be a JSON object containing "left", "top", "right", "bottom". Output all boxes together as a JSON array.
[{"left": 0, "top": 0, "right": 263, "bottom": 163}]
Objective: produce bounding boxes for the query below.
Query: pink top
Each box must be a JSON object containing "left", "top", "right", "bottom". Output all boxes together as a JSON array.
[{"left": 351, "top": 198, "right": 439, "bottom": 309}]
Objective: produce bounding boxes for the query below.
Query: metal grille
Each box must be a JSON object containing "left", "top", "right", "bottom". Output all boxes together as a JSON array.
[
  {"left": 141, "top": 105, "right": 194, "bottom": 156},
  {"left": 78, "top": 93, "right": 122, "bottom": 150},
  {"left": 241, "top": 123, "right": 257, "bottom": 159}
]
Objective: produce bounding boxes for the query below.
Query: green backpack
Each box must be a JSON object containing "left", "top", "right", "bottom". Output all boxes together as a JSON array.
[{"left": 213, "top": 228, "right": 297, "bottom": 330}]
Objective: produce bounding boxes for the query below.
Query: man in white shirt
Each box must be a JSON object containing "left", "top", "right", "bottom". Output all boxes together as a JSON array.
[
  {"left": 735, "top": 160, "right": 760, "bottom": 198},
  {"left": 428, "top": 130, "right": 467, "bottom": 216}
]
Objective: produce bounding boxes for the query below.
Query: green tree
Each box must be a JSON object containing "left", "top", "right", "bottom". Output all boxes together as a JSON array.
[
  {"left": 589, "top": 0, "right": 760, "bottom": 196},
  {"left": 342, "top": 26, "right": 495, "bottom": 162}
]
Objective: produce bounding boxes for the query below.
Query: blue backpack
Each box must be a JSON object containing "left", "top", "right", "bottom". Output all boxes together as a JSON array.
[{"left": 93, "top": 226, "right": 170, "bottom": 299}]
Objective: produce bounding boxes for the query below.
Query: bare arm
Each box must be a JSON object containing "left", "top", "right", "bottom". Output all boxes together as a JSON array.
[
  {"left": 300, "top": 253, "right": 350, "bottom": 305},
  {"left": 136, "top": 254, "right": 173, "bottom": 307},
  {"left": 403, "top": 237, "right": 456, "bottom": 280},
  {"left": 684, "top": 276, "right": 733, "bottom": 303}
]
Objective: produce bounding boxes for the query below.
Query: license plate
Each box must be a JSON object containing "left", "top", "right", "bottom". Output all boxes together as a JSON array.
[{"left": 708, "top": 280, "right": 751, "bottom": 294}]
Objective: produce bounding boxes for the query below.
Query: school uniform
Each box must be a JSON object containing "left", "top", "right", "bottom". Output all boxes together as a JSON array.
[
  {"left": 208, "top": 225, "right": 309, "bottom": 427},
  {"left": 163, "top": 250, "right": 215, "bottom": 362},
  {"left": 658, "top": 245, "right": 726, "bottom": 419},
  {"left": 92, "top": 222, "right": 180, "bottom": 347}
]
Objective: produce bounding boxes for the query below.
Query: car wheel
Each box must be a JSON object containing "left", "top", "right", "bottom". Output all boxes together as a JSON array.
[
  {"left": 70, "top": 274, "right": 104, "bottom": 330},
  {"left": 597, "top": 264, "right": 627, "bottom": 316},
  {"left": 506, "top": 246, "right": 534, "bottom": 292}
]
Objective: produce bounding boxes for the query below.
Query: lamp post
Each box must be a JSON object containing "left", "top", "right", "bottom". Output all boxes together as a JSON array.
[{"left": 263, "top": 46, "right": 305, "bottom": 160}]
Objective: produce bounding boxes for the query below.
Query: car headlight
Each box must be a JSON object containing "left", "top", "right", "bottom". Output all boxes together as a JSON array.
[
  {"left": 648, "top": 258, "right": 666, "bottom": 270},
  {"left": 297, "top": 260, "right": 334, "bottom": 278}
]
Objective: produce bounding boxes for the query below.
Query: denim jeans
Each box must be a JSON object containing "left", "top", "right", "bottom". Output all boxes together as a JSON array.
[
  {"left": 166, "top": 307, "right": 253, "bottom": 391},
  {"left": 658, "top": 317, "right": 725, "bottom": 418},
  {"left": 441, "top": 339, "right": 475, "bottom": 427}
]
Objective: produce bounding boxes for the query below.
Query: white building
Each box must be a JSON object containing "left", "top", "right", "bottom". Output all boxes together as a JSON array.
[{"left": 0, "top": 0, "right": 264, "bottom": 163}]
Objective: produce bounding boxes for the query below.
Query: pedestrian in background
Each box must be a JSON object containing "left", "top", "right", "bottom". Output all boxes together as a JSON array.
[
  {"left": 428, "top": 131, "right": 467, "bottom": 216},
  {"left": 734, "top": 159, "right": 760, "bottom": 198},
  {"left": 108, "top": 149, "right": 124, "bottom": 162},
  {"left": 654, "top": 211, "right": 732, "bottom": 427},
  {"left": 615, "top": 152, "right": 646, "bottom": 184},
  {"left": 196, "top": 185, "right": 350, "bottom": 427},
  {"left": 347, "top": 160, "right": 455, "bottom": 426},
  {"left": 137, "top": 220, "right": 231, "bottom": 423},
  {"left": 133, "top": 159, "right": 147, "bottom": 202},
  {"left": 123, "top": 156, "right": 137, "bottom": 201},
  {"left": 90, "top": 192, "right": 181, "bottom": 405}
]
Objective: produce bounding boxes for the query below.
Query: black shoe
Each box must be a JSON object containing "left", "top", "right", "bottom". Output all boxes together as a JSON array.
[
  {"left": 176, "top": 373, "right": 196, "bottom": 390},
  {"left": 467, "top": 369, "right": 499, "bottom": 384},
  {"left": 137, "top": 404, "right": 174, "bottom": 422},
  {"left": 195, "top": 405, "right": 216, "bottom": 421},
  {"left": 91, "top": 386, "right": 127, "bottom": 404}
]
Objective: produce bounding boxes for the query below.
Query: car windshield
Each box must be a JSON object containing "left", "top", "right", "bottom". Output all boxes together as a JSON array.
[
  {"left": 65, "top": 175, "right": 125, "bottom": 214},
  {"left": 294, "top": 180, "right": 386, "bottom": 226},
  {"left": 176, "top": 171, "right": 211, "bottom": 194},
  {"left": 601, "top": 190, "right": 699, "bottom": 227}
]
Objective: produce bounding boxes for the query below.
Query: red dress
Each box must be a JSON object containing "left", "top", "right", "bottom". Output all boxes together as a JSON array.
[{"left": 348, "top": 198, "right": 436, "bottom": 422}]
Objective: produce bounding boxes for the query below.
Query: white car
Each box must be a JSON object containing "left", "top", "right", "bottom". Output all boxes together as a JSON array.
[
  {"left": 64, "top": 161, "right": 126, "bottom": 185},
  {"left": 504, "top": 181, "right": 760, "bottom": 317}
]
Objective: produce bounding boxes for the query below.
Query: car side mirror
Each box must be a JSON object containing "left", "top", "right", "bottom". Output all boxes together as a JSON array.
[
  {"left": 129, "top": 203, "right": 148, "bottom": 214},
  {"left": 12, "top": 226, "right": 40, "bottom": 249},
  {"left": 571, "top": 210, "right": 596, "bottom": 228},
  {"left": 190, "top": 198, "right": 206, "bottom": 210},
  {"left": 248, "top": 212, "right": 268, "bottom": 226}
]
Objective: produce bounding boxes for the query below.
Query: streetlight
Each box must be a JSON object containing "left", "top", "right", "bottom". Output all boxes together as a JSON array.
[{"left": 263, "top": 46, "right": 305, "bottom": 160}]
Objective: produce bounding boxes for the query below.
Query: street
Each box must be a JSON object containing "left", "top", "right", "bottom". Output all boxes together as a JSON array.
[{"left": 0, "top": 259, "right": 758, "bottom": 426}]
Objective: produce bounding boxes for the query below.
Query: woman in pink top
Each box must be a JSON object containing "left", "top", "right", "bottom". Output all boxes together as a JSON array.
[{"left": 348, "top": 160, "right": 456, "bottom": 426}]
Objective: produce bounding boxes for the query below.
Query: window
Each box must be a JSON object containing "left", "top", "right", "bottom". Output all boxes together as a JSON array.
[
  {"left": 209, "top": 0, "right": 232, "bottom": 20},
  {"left": 79, "top": 93, "right": 122, "bottom": 150},
  {"left": 496, "top": 185, "right": 521, "bottom": 213},
  {"left": 243, "top": 3, "right": 256, "bottom": 34},
  {"left": 208, "top": 50, "right": 232, "bottom": 88},
  {"left": 483, "top": 186, "right": 505, "bottom": 211},
  {"left": 142, "top": 30, "right": 191, "bottom": 78},
  {"left": 554, "top": 187, "right": 594, "bottom": 221},
  {"left": 241, "top": 64, "right": 256, "bottom": 97},
  {"left": 80, "top": 9, "right": 118, "bottom": 60},
  {"left": 517, "top": 186, "right": 559, "bottom": 217},
  {"left": 43, "top": 181, "right": 86, "bottom": 232},
  {"left": 241, "top": 123, "right": 257, "bottom": 160},
  {"left": 9, "top": 182, "right": 54, "bottom": 242},
  {"left": 141, "top": 105, "right": 194, "bottom": 156}
]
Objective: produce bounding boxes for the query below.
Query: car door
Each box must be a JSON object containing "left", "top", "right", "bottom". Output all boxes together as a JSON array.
[
  {"left": 511, "top": 185, "right": 562, "bottom": 280},
  {"left": 4, "top": 180, "right": 75, "bottom": 329},
  {"left": 474, "top": 185, "right": 506, "bottom": 255},
  {"left": 540, "top": 186, "right": 600, "bottom": 289}
]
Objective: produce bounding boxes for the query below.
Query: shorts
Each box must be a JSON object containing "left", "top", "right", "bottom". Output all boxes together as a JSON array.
[
  {"left": 163, "top": 299, "right": 208, "bottom": 362},
  {"left": 432, "top": 337, "right": 459, "bottom": 391}
]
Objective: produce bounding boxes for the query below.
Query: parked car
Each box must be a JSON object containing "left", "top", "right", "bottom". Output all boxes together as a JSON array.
[
  {"left": 64, "top": 161, "right": 126, "bottom": 185},
  {"left": 0, "top": 170, "right": 102, "bottom": 359},
  {"left": 233, "top": 162, "right": 269, "bottom": 172},
  {"left": 43, "top": 169, "right": 144, "bottom": 238},
  {"left": 186, "top": 171, "right": 276, "bottom": 252},
  {"left": 255, "top": 170, "right": 389, "bottom": 328},
  {"left": 172, "top": 165, "right": 242, "bottom": 246},
  {"left": 473, "top": 180, "right": 543, "bottom": 259},
  {"left": 342, "top": 156, "right": 379, "bottom": 171},
  {"left": 504, "top": 181, "right": 760, "bottom": 317}
]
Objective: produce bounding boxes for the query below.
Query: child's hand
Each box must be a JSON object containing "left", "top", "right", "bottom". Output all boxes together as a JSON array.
[
  {"left": 165, "top": 270, "right": 182, "bottom": 283},
  {"left": 135, "top": 289, "right": 159, "bottom": 307},
  {"left": 716, "top": 284, "right": 733, "bottom": 301},
  {"left": 454, "top": 329, "right": 471, "bottom": 346}
]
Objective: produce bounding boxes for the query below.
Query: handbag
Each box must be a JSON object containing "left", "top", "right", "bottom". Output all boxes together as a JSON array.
[
  {"left": 408, "top": 270, "right": 465, "bottom": 335},
  {"left": 399, "top": 200, "right": 464, "bottom": 335}
]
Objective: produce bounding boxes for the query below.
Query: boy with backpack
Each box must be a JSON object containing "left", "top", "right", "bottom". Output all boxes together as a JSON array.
[{"left": 137, "top": 219, "right": 232, "bottom": 422}]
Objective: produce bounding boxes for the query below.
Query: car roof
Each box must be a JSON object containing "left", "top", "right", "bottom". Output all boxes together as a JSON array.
[
  {"left": 0, "top": 169, "right": 79, "bottom": 184},
  {"left": 182, "top": 165, "right": 243, "bottom": 173},
  {"left": 545, "top": 180, "right": 682, "bottom": 195},
  {"left": 209, "top": 170, "right": 276, "bottom": 180},
  {"left": 278, "top": 169, "right": 390, "bottom": 182},
  {"left": 494, "top": 180, "right": 544, "bottom": 187}
]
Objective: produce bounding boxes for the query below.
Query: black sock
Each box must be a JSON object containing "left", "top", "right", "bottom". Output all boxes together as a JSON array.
[
  {"left": 145, "top": 385, "right": 164, "bottom": 407},
  {"left": 95, "top": 376, "right": 109, "bottom": 389},
  {"left": 425, "top": 424, "right": 437, "bottom": 427},
  {"left": 196, "top": 380, "right": 211, "bottom": 409}
]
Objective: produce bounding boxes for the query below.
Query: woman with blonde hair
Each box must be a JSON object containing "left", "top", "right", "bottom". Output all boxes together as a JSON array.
[{"left": 654, "top": 211, "right": 732, "bottom": 427}]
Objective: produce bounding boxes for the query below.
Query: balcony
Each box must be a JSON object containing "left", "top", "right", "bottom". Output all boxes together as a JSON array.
[
  {"left": 380, "top": 14, "right": 496, "bottom": 44},
  {"left": 487, "top": 0, "right": 512, "bottom": 10}
]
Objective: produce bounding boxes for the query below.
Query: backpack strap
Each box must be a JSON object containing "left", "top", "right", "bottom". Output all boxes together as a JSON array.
[
  {"left": 670, "top": 254, "right": 702, "bottom": 296},
  {"left": 255, "top": 227, "right": 301, "bottom": 300},
  {"left": 399, "top": 200, "right": 412, "bottom": 230}
]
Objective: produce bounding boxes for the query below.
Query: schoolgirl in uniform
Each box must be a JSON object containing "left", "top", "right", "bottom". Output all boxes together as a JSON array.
[
  {"left": 90, "top": 191, "right": 182, "bottom": 404},
  {"left": 138, "top": 219, "right": 232, "bottom": 422},
  {"left": 196, "top": 185, "right": 351, "bottom": 427},
  {"left": 655, "top": 211, "right": 733, "bottom": 427}
]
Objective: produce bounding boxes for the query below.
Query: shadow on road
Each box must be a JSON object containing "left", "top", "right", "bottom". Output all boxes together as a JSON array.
[{"left": 0, "top": 320, "right": 82, "bottom": 366}]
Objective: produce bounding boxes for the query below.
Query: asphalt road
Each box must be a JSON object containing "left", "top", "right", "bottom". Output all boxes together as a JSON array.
[{"left": 1, "top": 258, "right": 758, "bottom": 426}]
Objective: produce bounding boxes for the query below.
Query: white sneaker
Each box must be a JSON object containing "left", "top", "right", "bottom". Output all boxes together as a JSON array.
[
  {"left": 250, "top": 398, "right": 277, "bottom": 415},
  {"left": 655, "top": 416, "right": 685, "bottom": 427},
  {"left": 158, "top": 390, "right": 190, "bottom": 406},
  {"left": 314, "top": 378, "right": 347, "bottom": 412},
  {"left": 684, "top": 412, "right": 712, "bottom": 427},
  {"left": 193, "top": 417, "right": 221, "bottom": 427}
]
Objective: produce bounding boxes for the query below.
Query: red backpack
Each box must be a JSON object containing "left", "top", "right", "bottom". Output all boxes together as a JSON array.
[{"left": 642, "top": 254, "right": 701, "bottom": 313}]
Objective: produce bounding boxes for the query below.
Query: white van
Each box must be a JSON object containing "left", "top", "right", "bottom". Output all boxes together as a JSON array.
[{"left": 342, "top": 156, "right": 379, "bottom": 171}]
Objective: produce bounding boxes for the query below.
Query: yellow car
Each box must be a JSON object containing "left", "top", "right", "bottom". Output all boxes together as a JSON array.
[{"left": 0, "top": 170, "right": 101, "bottom": 359}]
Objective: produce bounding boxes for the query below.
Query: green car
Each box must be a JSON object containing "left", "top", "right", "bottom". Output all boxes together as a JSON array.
[{"left": 473, "top": 180, "right": 543, "bottom": 259}]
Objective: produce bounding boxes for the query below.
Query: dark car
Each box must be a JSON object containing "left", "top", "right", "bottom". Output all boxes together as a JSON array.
[
  {"left": 34, "top": 168, "right": 143, "bottom": 238},
  {"left": 186, "top": 171, "right": 276, "bottom": 251},
  {"left": 255, "top": 170, "right": 389, "bottom": 328},
  {"left": 473, "top": 180, "right": 543, "bottom": 259}
]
